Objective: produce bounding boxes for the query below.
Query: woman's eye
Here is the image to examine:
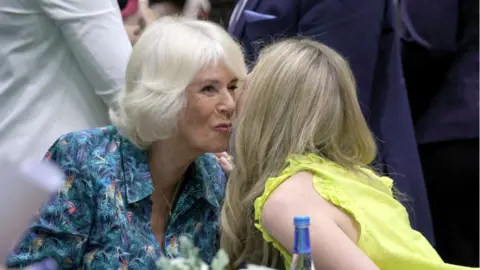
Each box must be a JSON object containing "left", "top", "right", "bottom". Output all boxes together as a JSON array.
[
  {"left": 228, "top": 85, "right": 238, "bottom": 91},
  {"left": 201, "top": 86, "right": 216, "bottom": 92}
]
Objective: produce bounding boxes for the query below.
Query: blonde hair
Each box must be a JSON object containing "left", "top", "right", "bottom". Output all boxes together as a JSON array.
[
  {"left": 220, "top": 39, "right": 377, "bottom": 268},
  {"left": 110, "top": 16, "right": 246, "bottom": 148}
]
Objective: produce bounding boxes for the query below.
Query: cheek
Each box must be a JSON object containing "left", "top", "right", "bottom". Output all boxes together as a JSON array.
[
  {"left": 183, "top": 100, "right": 213, "bottom": 126},
  {"left": 180, "top": 99, "right": 216, "bottom": 141},
  {"left": 180, "top": 99, "right": 229, "bottom": 151}
]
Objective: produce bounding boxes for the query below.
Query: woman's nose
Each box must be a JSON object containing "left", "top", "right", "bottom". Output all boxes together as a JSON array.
[{"left": 218, "top": 90, "right": 236, "bottom": 117}]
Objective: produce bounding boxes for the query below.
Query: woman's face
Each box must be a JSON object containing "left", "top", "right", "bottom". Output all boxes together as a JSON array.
[{"left": 178, "top": 62, "right": 238, "bottom": 154}]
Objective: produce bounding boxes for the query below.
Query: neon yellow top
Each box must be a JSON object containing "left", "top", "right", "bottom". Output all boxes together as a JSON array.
[{"left": 254, "top": 154, "right": 478, "bottom": 270}]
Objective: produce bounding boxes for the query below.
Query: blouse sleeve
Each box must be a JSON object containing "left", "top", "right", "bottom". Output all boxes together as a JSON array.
[{"left": 6, "top": 134, "right": 95, "bottom": 269}]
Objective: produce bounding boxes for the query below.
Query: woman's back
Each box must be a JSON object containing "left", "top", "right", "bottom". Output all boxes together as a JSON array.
[
  {"left": 254, "top": 154, "right": 475, "bottom": 270},
  {"left": 220, "top": 38, "right": 477, "bottom": 270}
]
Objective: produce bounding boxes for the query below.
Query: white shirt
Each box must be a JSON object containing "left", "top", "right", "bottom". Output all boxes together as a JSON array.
[{"left": 0, "top": 0, "right": 132, "bottom": 161}]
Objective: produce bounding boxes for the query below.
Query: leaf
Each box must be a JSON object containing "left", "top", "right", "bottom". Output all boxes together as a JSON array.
[
  {"left": 211, "top": 249, "right": 229, "bottom": 270},
  {"left": 179, "top": 236, "right": 199, "bottom": 259},
  {"left": 156, "top": 236, "right": 274, "bottom": 270},
  {"left": 244, "top": 264, "right": 276, "bottom": 270},
  {"left": 156, "top": 256, "right": 173, "bottom": 269},
  {"left": 178, "top": 236, "right": 202, "bottom": 267}
]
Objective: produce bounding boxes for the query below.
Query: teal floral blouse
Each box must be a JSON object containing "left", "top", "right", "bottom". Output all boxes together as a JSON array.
[{"left": 6, "top": 126, "right": 227, "bottom": 269}]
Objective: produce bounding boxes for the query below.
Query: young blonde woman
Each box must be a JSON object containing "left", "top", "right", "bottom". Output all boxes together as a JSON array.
[{"left": 219, "top": 39, "right": 477, "bottom": 270}]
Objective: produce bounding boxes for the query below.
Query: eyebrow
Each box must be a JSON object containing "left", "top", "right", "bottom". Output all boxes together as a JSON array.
[{"left": 200, "top": 78, "right": 239, "bottom": 85}]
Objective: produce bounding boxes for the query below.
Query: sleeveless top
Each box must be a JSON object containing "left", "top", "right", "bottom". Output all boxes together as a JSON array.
[{"left": 254, "top": 154, "right": 477, "bottom": 270}]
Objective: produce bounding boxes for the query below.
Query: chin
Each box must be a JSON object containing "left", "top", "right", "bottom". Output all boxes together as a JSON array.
[
  {"left": 202, "top": 140, "right": 228, "bottom": 154},
  {"left": 208, "top": 145, "right": 228, "bottom": 154}
]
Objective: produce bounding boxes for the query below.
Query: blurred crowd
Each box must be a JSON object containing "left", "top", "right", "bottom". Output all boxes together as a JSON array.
[{"left": 0, "top": 0, "right": 478, "bottom": 269}]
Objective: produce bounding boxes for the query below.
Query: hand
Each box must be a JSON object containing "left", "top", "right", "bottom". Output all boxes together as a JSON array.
[
  {"left": 123, "top": 17, "right": 142, "bottom": 44},
  {"left": 215, "top": 152, "right": 234, "bottom": 173}
]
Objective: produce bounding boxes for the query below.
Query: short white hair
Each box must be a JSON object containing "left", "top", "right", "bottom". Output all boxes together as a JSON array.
[{"left": 109, "top": 16, "right": 247, "bottom": 148}]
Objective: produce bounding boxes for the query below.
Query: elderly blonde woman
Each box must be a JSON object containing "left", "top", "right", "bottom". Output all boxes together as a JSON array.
[
  {"left": 220, "top": 39, "right": 476, "bottom": 270},
  {"left": 5, "top": 17, "right": 246, "bottom": 269}
]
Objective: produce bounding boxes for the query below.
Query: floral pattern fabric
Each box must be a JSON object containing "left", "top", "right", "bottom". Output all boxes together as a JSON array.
[{"left": 6, "top": 126, "right": 226, "bottom": 269}]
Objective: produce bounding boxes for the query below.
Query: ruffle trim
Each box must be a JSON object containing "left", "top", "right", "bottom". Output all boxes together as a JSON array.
[{"left": 253, "top": 153, "right": 369, "bottom": 265}]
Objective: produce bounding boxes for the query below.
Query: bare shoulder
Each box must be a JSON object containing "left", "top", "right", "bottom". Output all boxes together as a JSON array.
[
  {"left": 260, "top": 174, "right": 378, "bottom": 269},
  {"left": 262, "top": 171, "right": 359, "bottom": 244},
  {"left": 262, "top": 171, "right": 329, "bottom": 228}
]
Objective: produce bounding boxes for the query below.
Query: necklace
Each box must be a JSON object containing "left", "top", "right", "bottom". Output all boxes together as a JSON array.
[{"left": 151, "top": 174, "right": 183, "bottom": 217}]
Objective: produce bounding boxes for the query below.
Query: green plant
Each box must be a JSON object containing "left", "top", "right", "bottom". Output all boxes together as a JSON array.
[{"left": 156, "top": 236, "right": 275, "bottom": 270}]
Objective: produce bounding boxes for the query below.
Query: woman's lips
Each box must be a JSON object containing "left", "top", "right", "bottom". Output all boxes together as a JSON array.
[{"left": 214, "top": 124, "right": 232, "bottom": 132}]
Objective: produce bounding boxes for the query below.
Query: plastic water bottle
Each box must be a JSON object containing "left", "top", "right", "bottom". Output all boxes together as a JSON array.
[{"left": 290, "top": 216, "right": 315, "bottom": 270}]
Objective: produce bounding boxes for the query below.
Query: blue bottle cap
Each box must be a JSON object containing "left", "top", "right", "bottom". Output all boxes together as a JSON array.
[
  {"left": 293, "top": 216, "right": 312, "bottom": 254},
  {"left": 294, "top": 216, "right": 310, "bottom": 226}
]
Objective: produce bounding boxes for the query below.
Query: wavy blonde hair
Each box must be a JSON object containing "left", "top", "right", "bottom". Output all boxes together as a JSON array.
[{"left": 220, "top": 39, "right": 377, "bottom": 269}]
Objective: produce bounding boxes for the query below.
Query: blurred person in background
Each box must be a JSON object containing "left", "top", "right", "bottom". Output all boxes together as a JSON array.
[
  {"left": 401, "top": 0, "right": 479, "bottom": 266},
  {"left": 5, "top": 17, "right": 247, "bottom": 269},
  {"left": 121, "top": 0, "right": 210, "bottom": 45},
  {"left": 226, "top": 0, "right": 434, "bottom": 243},
  {"left": 120, "top": 0, "right": 182, "bottom": 44},
  {"left": 0, "top": 0, "right": 132, "bottom": 161}
]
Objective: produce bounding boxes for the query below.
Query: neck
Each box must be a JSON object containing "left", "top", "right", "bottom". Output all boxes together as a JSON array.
[{"left": 149, "top": 138, "right": 198, "bottom": 190}]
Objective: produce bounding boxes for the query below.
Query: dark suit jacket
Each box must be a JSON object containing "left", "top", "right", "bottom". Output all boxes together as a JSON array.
[
  {"left": 229, "top": 0, "right": 434, "bottom": 243},
  {"left": 401, "top": 0, "right": 479, "bottom": 144}
]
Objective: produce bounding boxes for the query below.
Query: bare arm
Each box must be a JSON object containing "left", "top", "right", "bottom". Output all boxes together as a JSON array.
[
  {"left": 39, "top": 0, "right": 132, "bottom": 107},
  {"left": 262, "top": 172, "right": 379, "bottom": 269}
]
